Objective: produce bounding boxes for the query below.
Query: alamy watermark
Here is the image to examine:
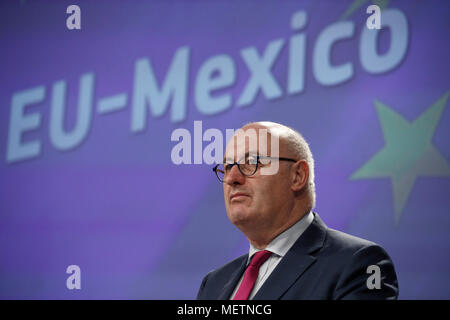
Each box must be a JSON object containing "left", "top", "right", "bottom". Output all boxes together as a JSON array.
[
  {"left": 170, "top": 121, "right": 281, "bottom": 175},
  {"left": 366, "top": 5, "right": 381, "bottom": 30},
  {"left": 366, "top": 264, "right": 381, "bottom": 290},
  {"left": 66, "top": 264, "right": 81, "bottom": 290},
  {"left": 66, "top": 5, "right": 81, "bottom": 30}
]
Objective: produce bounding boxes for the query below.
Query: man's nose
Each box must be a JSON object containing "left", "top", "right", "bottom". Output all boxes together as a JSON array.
[{"left": 224, "top": 164, "right": 245, "bottom": 185}]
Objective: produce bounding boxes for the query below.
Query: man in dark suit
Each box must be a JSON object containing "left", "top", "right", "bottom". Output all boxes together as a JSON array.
[{"left": 197, "top": 121, "right": 398, "bottom": 300}]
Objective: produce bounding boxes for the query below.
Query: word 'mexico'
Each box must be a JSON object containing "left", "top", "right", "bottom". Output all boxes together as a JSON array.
[{"left": 6, "top": 9, "right": 408, "bottom": 164}]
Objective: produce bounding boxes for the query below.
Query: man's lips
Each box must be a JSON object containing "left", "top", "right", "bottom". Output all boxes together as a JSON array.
[{"left": 230, "top": 193, "right": 250, "bottom": 201}]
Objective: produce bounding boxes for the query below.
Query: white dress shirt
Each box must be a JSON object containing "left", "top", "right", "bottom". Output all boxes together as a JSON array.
[{"left": 230, "top": 211, "right": 314, "bottom": 300}]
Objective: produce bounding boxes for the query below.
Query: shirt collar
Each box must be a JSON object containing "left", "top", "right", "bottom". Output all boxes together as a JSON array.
[{"left": 247, "top": 211, "right": 314, "bottom": 263}]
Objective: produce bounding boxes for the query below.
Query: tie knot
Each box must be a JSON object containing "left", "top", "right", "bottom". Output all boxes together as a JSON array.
[{"left": 249, "top": 250, "right": 272, "bottom": 268}]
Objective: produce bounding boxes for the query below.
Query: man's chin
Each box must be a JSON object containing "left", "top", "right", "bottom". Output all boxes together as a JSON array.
[{"left": 227, "top": 209, "right": 254, "bottom": 227}]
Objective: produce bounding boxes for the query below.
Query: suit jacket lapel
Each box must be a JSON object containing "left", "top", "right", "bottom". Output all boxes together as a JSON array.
[
  {"left": 252, "top": 213, "right": 327, "bottom": 300},
  {"left": 217, "top": 254, "right": 248, "bottom": 300}
]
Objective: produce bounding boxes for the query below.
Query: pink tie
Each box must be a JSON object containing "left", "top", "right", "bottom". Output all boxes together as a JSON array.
[{"left": 233, "top": 250, "right": 272, "bottom": 300}]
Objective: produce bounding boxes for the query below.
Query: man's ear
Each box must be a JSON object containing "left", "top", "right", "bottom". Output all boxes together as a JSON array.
[{"left": 291, "top": 160, "right": 309, "bottom": 192}]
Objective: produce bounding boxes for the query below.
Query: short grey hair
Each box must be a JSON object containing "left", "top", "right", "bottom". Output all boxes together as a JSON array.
[{"left": 282, "top": 126, "right": 316, "bottom": 210}]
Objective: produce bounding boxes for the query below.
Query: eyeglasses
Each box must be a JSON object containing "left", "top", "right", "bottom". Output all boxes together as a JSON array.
[{"left": 212, "top": 154, "right": 298, "bottom": 183}]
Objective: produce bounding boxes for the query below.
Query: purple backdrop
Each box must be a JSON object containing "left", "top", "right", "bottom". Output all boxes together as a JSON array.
[{"left": 0, "top": 0, "right": 449, "bottom": 299}]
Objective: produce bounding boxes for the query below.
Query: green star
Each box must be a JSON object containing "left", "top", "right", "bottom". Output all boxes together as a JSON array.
[{"left": 351, "top": 92, "right": 450, "bottom": 224}]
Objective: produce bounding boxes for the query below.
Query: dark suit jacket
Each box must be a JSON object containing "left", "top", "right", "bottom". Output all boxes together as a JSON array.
[{"left": 197, "top": 213, "right": 398, "bottom": 300}]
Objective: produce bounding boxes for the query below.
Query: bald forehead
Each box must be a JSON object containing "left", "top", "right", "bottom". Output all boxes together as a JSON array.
[
  {"left": 224, "top": 122, "right": 291, "bottom": 161},
  {"left": 243, "top": 122, "right": 298, "bottom": 141}
]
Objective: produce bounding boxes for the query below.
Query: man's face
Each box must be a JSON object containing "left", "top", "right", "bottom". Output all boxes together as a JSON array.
[{"left": 223, "top": 126, "right": 293, "bottom": 232}]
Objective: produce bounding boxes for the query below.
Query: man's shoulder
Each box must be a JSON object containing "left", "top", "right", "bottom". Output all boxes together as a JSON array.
[
  {"left": 312, "top": 213, "right": 381, "bottom": 254},
  {"left": 315, "top": 223, "right": 395, "bottom": 275},
  {"left": 310, "top": 217, "right": 396, "bottom": 285},
  {"left": 324, "top": 226, "right": 379, "bottom": 252},
  {"left": 303, "top": 215, "right": 399, "bottom": 299}
]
